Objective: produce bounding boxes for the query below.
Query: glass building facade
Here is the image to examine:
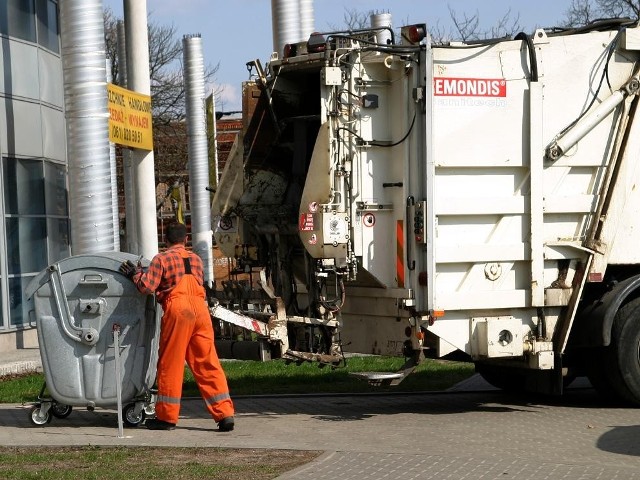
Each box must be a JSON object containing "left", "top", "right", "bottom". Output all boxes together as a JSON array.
[{"left": 0, "top": 0, "right": 69, "bottom": 336}]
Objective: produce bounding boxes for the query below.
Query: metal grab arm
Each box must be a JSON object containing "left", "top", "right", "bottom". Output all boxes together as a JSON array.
[{"left": 48, "top": 264, "right": 99, "bottom": 346}]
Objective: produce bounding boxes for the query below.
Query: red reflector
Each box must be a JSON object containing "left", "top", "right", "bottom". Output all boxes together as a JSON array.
[
  {"left": 283, "top": 43, "right": 295, "bottom": 58},
  {"left": 588, "top": 272, "right": 604, "bottom": 282},
  {"left": 307, "top": 32, "right": 326, "bottom": 53},
  {"left": 408, "top": 25, "right": 426, "bottom": 43}
]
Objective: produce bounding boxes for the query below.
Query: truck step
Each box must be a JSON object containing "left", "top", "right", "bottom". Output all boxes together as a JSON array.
[{"left": 350, "top": 371, "right": 404, "bottom": 386}]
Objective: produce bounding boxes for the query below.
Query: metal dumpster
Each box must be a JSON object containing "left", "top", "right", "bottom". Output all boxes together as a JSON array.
[{"left": 25, "top": 252, "right": 160, "bottom": 426}]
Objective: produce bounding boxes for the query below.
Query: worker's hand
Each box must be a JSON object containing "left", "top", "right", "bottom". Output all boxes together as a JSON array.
[{"left": 119, "top": 260, "right": 138, "bottom": 279}]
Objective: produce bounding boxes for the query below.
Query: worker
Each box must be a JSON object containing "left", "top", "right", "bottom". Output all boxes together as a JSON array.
[{"left": 120, "top": 222, "right": 235, "bottom": 431}]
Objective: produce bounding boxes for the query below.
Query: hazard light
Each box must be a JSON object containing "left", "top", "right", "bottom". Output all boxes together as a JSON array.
[
  {"left": 307, "top": 32, "right": 326, "bottom": 53},
  {"left": 402, "top": 24, "right": 426, "bottom": 44},
  {"left": 283, "top": 43, "right": 297, "bottom": 59},
  {"left": 283, "top": 41, "right": 309, "bottom": 59}
]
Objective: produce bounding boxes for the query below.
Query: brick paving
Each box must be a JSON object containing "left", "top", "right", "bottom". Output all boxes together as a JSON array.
[{"left": 2, "top": 350, "right": 640, "bottom": 479}]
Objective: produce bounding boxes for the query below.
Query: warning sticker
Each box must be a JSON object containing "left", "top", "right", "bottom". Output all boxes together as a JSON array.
[
  {"left": 299, "top": 213, "right": 316, "bottom": 232},
  {"left": 363, "top": 213, "right": 376, "bottom": 227}
]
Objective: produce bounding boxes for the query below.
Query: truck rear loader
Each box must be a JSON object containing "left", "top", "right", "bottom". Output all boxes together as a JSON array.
[{"left": 210, "top": 17, "right": 640, "bottom": 404}]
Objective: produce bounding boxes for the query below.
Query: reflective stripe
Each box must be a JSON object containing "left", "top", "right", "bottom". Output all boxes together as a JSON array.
[
  {"left": 204, "top": 392, "right": 231, "bottom": 406},
  {"left": 157, "top": 394, "right": 181, "bottom": 405}
]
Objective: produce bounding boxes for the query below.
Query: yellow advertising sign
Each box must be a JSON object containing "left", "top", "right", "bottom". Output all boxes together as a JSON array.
[{"left": 107, "top": 83, "right": 153, "bottom": 150}]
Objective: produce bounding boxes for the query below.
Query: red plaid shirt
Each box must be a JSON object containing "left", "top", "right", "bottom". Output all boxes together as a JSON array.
[{"left": 132, "top": 244, "right": 204, "bottom": 304}]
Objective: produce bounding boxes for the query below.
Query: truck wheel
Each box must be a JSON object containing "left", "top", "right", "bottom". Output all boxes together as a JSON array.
[
  {"left": 606, "top": 297, "right": 640, "bottom": 405},
  {"left": 475, "top": 363, "right": 525, "bottom": 392},
  {"left": 584, "top": 347, "right": 618, "bottom": 402}
]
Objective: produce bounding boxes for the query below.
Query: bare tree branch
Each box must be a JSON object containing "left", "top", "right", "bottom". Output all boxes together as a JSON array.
[{"left": 564, "top": 0, "right": 640, "bottom": 26}]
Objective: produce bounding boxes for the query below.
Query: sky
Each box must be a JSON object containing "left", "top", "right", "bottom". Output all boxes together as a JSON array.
[{"left": 102, "top": 0, "right": 574, "bottom": 112}]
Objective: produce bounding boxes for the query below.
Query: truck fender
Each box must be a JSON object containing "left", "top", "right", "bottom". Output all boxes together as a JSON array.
[{"left": 574, "top": 274, "right": 640, "bottom": 347}]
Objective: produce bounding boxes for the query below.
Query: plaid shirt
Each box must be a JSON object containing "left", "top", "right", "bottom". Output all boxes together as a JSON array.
[{"left": 132, "top": 244, "right": 204, "bottom": 304}]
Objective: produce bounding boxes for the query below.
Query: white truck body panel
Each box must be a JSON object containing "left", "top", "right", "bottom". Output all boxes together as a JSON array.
[
  {"left": 320, "top": 27, "right": 640, "bottom": 361},
  {"left": 216, "top": 20, "right": 640, "bottom": 389}
]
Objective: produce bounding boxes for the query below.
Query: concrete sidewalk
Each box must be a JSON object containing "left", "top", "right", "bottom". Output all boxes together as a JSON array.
[
  {"left": 4, "top": 347, "right": 631, "bottom": 480},
  {"left": 0, "top": 348, "right": 42, "bottom": 377},
  {"left": 1, "top": 384, "right": 638, "bottom": 479}
]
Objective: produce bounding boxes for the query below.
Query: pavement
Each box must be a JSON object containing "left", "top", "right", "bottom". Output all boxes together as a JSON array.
[
  {"left": 0, "top": 347, "right": 42, "bottom": 377},
  {"left": 2, "top": 348, "right": 640, "bottom": 479}
]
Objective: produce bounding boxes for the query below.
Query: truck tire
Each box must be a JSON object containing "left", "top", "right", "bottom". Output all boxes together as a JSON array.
[
  {"left": 605, "top": 297, "right": 640, "bottom": 405},
  {"left": 475, "top": 363, "right": 525, "bottom": 392},
  {"left": 585, "top": 347, "right": 619, "bottom": 402}
]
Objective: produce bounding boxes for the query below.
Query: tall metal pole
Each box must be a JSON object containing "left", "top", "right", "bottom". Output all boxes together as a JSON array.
[
  {"left": 183, "top": 35, "right": 214, "bottom": 287},
  {"left": 106, "top": 59, "right": 121, "bottom": 251},
  {"left": 117, "top": 19, "right": 138, "bottom": 253},
  {"left": 60, "top": 0, "right": 116, "bottom": 254},
  {"left": 271, "top": 0, "right": 301, "bottom": 58},
  {"left": 124, "top": 0, "right": 158, "bottom": 259}
]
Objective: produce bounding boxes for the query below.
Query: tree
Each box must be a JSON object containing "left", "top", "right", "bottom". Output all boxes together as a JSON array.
[
  {"left": 336, "top": 7, "right": 522, "bottom": 43},
  {"left": 446, "top": 7, "right": 521, "bottom": 41},
  {"left": 564, "top": 0, "right": 639, "bottom": 26},
  {"left": 103, "top": 8, "right": 220, "bottom": 196},
  {"left": 103, "top": 8, "right": 219, "bottom": 126}
]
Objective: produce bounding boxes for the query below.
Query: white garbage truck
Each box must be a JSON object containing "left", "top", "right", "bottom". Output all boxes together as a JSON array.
[{"left": 210, "top": 17, "right": 640, "bottom": 404}]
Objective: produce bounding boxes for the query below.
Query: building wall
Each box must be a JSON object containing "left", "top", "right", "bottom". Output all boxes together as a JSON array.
[{"left": 0, "top": 0, "right": 69, "bottom": 343}]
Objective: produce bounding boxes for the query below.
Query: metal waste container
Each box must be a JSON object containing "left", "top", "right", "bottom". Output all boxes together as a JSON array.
[{"left": 25, "top": 252, "right": 160, "bottom": 426}]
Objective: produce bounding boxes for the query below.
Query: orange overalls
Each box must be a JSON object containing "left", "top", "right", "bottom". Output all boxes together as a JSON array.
[{"left": 155, "top": 254, "right": 234, "bottom": 424}]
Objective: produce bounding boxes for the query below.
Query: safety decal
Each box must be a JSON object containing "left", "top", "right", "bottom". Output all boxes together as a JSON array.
[
  {"left": 308, "top": 201, "right": 318, "bottom": 213},
  {"left": 363, "top": 213, "right": 376, "bottom": 227},
  {"left": 218, "top": 216, "right": 233, "bottom": 231},
  {"left": 299, "top": 213, "right": 316, "bottom": 232},
  {"left": 308, "top": 233, "right": 318, "bottom": 245},
  {"left": 397, "top": 220, "right": 405, "bottom": 288}
]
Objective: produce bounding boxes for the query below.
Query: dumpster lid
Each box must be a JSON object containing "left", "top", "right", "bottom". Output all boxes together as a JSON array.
[{"left": 26, "top": 252, "right": 151, "bottom": 298}]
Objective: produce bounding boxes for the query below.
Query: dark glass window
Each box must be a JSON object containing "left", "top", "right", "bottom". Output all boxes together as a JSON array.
[
  {"left": 0, "top": 0, "right": 36, "bottom": 42},
  {"left": 4, "top": 158, "right": 45, "bottom": 215},
  {"left": 9, "top": 276, "right": 34, "bottom": 326},
  {"left": 6, "top": 217, "right": 47, "bottom": 275},
  {"left": 44, "top": 161, "right": 67, "bottom": 216},
  {"left": 47, "top": 217, "right": 69, "bottom": 263},
  {"left": 36, "top": 0, "right": 59, "bottom": 53},
  {"left": 2, "top": 157, "right": 69, "bottom": 329}
]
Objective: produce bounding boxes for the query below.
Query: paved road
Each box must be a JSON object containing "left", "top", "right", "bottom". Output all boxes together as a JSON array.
[{"left": 2, "top": 381, "right": 640, "bottom": 479}]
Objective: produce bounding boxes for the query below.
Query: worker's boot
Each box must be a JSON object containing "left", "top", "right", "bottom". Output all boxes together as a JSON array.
[
  {"left": 218, "top": 416, "right": 235, "bottom": 432},
  {"left": 145, "top": 418, "right": 176, "bottom": 430}
]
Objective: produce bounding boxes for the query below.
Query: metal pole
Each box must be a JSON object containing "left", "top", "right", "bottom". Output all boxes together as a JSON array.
[
  {"left": 59, "top": 0, "right": 116, "bottom": 254},
  {"left": 106, "top": 59, "right": 121, "bottom": 251},
  {"left": 117, "top": 19, "right": 138, "bottom": 253},
  {"left": 113, "top": 324, "right": 124, "bottom": 438},
  {"left": 271, "top": 0, "right": 301, "bottom": 58},
  {"left": 183, "top": 35, "right": 214, "bottom": 287},
  {"left": 124, "top": 0, "right": 158, "bottom": 259}
]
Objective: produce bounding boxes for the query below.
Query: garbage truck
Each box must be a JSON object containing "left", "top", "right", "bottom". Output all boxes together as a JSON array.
[{"left": 209, "top": 17, "right": 640, "bottom": 404}]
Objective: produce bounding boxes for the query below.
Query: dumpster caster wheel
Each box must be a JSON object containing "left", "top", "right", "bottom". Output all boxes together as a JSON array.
[
  {"left": 29, "top": 405, "right": 52, "bottom": 426},
  {"left": 123, "top": 403, "right": 146, "bottom": 427},
  {"left": 51, "top": 403, "right": 73, "bottom": 419}
]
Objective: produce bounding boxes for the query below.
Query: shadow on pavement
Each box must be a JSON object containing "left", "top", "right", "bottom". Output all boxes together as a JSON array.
[{"left": 597, "top": 425, "right": 640, "bottom": 457}]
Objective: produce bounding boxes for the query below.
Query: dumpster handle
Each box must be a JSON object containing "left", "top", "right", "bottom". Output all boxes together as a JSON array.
[{"left": 48, "top": 264, "right": 100, "bottom": 346}]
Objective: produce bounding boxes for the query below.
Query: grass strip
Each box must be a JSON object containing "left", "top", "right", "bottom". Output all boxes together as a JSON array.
[
  {"left": 0, "top": 357, "right": 475, "bottom": 404},
  {"left": 0, "top": 446, "right": 320, "bottom": 480}
]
